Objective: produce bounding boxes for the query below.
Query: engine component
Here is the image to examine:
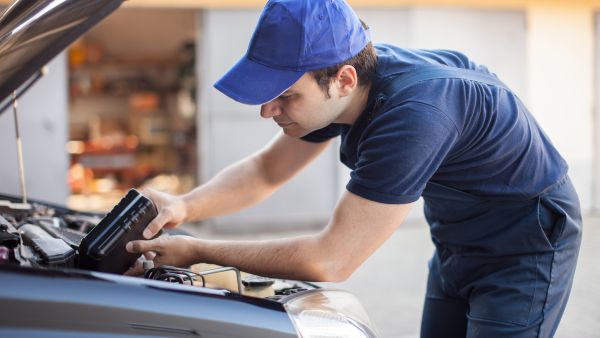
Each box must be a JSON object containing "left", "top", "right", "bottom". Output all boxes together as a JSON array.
[
  {"left": 146, "top": 265, "right": 247, "bottom": 294},
  {"left": 63, "top": 214, "right": 100, "bottom": 233},
  {"left": 77, "top": 189, "right": 158, "bottom": 274},
  {"left": 0, "top": 216, "right": 19, "bottom": 248},
  {"left": 145, "top": 265, "right": 203, "bottom": 286},
  {"left": 19, "top": 223, "right": 75, "bottom": 267},
  {"left": 0, "top": 215, "right": 12, "bottom": 230},
  {"left": 242, "top": 275, "right": 275, "bottom": 288},
  {"left": 34, "top": 218, "right": 85, "bottom": 248},
  {"left": 0, "top": 246, "right": 9, "bottom": 263}
]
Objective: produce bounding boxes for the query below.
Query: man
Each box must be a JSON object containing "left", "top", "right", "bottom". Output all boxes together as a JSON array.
[{"left": 126, "top": 1, "right": 582, "bottom": 337}]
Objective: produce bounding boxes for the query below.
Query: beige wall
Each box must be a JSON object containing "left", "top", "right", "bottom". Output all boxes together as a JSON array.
[
  {"left": 0, "top": 54, "right": 69, "bottom": 205},
  {"left": 526, "top": 4, "right": 595, "bottom": 211},
  {"left": 1, "top": 0, "right": 594, "bottom": 9},
  {"left": 2, "top": 0, "right": 595, "bottom": 210},
  {"left": 186, "top": 0, "right": 600, "bottom": 211},
  {"left": 118, "top": 0, "right": 600, "bottom": 9},
  {"left": 0, "top": 0, "right": 598, "bottom": 9}
]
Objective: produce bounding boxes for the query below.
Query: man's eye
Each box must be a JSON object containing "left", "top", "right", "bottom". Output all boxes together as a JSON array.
[{"left": 279, "top": 94, "right": 293, "bottom": 100}]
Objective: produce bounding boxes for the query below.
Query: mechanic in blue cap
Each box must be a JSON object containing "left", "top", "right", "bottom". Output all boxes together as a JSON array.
[{"left": 127, "top": 1, "right": 582, "bottom": 337}]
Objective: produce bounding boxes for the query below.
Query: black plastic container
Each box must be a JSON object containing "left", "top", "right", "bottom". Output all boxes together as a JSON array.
[{"left": 78, "top": 189, "right": 157, "bottom": 274}]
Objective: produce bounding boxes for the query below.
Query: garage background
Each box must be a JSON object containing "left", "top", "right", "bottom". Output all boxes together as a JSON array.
[{"left": 0, "top": 1, "right": 597, "bottom": 337}]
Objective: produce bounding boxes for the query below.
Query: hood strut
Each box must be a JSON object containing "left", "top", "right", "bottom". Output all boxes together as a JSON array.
[
  {"left": 0, "top": 68, "right": 47, "bottom": 117},
  {"left": 0, "top": 67, "right": 47, "bottom": 210},
  {"left": 13, "top": 90, "right": 27, "bottom": 206}
]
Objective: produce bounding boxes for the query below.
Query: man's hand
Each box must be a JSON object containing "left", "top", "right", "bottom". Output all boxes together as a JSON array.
[
  {"left": 125, "top": 235, "right": 199, "bottom": 276},
  {"left": 141, "top": 188, "right": 188, "bottom": 239}
]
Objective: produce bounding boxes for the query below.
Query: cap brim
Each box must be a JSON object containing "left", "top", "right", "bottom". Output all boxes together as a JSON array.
[{"left": 214, "top": 55, "right": 304, "bottom": 105}]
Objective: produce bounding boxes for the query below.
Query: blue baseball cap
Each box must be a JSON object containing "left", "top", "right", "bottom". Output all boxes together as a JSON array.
[{"left": 214, "top": 0, "right": 371, "bottom": 105}]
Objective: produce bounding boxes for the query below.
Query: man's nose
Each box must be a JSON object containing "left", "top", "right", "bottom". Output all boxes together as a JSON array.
[{"left": 260, "top": 102, "right": 282, "bottom": 118}]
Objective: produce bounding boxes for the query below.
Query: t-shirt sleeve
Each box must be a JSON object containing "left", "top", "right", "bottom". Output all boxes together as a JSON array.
[
  {"left": 346, "top": 101, "right": 459, "bottom": 204},
  {"left": 301, "top": 123, "right": 343, "bottom": 143}
]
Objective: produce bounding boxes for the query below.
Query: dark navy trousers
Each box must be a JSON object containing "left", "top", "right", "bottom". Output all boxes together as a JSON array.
[{"left": 420, "top": 176, "right": 582, "bottom": 338}]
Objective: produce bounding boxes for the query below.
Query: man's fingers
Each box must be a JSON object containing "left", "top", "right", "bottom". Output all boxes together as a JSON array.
[
  {"left": 140, "top": 187, "right": 164, "bottom": 239},
  {"left": 140, "top": 187, "right": 159, "bottom": 202},
  {"left": 143, "top": 210, "right": 171, "bottom": 239},
  {"left": 139, "top": 188, "right": 184, "bottom": 238},
  {"left": 124, "top": 251, "right": 158, "bottom": 277},
  {"left": 126, "top": 238, "right": 159, "bottom": 254},
  {"left": 124, "top": 260, "right": 144, "bottom": 276},
  {"left": 143, "top": 251, "right": 156, "bottom": 260}
]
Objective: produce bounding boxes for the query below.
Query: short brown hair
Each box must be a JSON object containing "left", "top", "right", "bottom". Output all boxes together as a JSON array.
[{"left": 309, "top": 21, "right": 377, "bottom": 97}]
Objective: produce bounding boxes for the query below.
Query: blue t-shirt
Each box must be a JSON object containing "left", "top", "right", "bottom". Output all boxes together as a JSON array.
[{"left": 302, "top": 44, "right": 567, "bottom": 204}]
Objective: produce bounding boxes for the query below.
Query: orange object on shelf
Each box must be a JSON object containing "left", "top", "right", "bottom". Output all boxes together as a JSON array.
[{"left": 129, "top": 92, "right": 160, "bottom": 112}]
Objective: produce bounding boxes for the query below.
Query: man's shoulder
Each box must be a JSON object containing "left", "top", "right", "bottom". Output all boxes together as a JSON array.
[{"left": 373, "top": 44, "right": 475, "bottom": 77}]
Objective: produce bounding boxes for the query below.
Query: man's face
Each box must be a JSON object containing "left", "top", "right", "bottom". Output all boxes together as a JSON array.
[{"left": 260, "top": 74, "right": 344, "bottom": 138}]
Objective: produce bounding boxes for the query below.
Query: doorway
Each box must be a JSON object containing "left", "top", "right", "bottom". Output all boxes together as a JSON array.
[{"left": 66, "top": 8, "right": 198, "bottom": 212}]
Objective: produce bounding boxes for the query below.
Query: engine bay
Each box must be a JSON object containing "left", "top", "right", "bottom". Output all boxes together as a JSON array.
[
  {"left": 0, "top": 199, "right": 92, "bottom": 269},
  {"left": 0, "top": 194, "right": 314, "bottom": 301}
]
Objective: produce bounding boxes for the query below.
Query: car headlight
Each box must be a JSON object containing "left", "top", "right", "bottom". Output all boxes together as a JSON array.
[{"left": 283, "top": 289, "right": 378, "bottom": 338}]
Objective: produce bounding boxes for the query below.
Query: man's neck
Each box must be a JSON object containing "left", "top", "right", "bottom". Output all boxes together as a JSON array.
[{"left": 336, "top": 83, "right": 372, "bottom": 125}]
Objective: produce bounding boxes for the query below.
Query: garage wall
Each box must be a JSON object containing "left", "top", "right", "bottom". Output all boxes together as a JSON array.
[
  {"left": 527, "top": 6, "right": 594, "bottom": 212},
  {"left": 358, "top": 7, "right": 595, "bottom": 214},
  {"left": 595, "top": 12, "right": 600, "bottom": 214},
  {"left": 197, "top": 8, "right": 529, "bottom": 230},
  {"left": 0, "top": 54, "right": 69, "bottom": 205},
  {"left": 197, "top": 5, "right": 594, "bottom": 231},
  {"left": 350, "top": 8, "right": 527, "bottom": 223},
  {"left": 197, "top": 10, "right": 339, "bottom": 231}
]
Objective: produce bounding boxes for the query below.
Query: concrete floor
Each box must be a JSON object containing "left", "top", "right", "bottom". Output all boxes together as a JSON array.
[{"left": 185, "top": 214, "right": 600, "bottom": 338}]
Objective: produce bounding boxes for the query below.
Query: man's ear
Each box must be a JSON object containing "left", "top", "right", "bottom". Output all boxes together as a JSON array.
[{"left": 335, "top": 65, "right": 358, "bottom": 97}]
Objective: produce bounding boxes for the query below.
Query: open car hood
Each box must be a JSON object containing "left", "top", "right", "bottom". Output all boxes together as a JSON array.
[{"left": 0, "top": 0, "right": 123, "bottom": 111}]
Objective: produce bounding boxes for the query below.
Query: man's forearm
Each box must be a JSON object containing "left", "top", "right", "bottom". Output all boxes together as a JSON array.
[
  {"left": 172, "top": 134, "right": 330, "bottom": 225},
  {"left": 182, "top": 155, "right": 279, "bottom": 222},
  {"left": 191, "top": 234, "right": 339, "bottom": 282}
]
